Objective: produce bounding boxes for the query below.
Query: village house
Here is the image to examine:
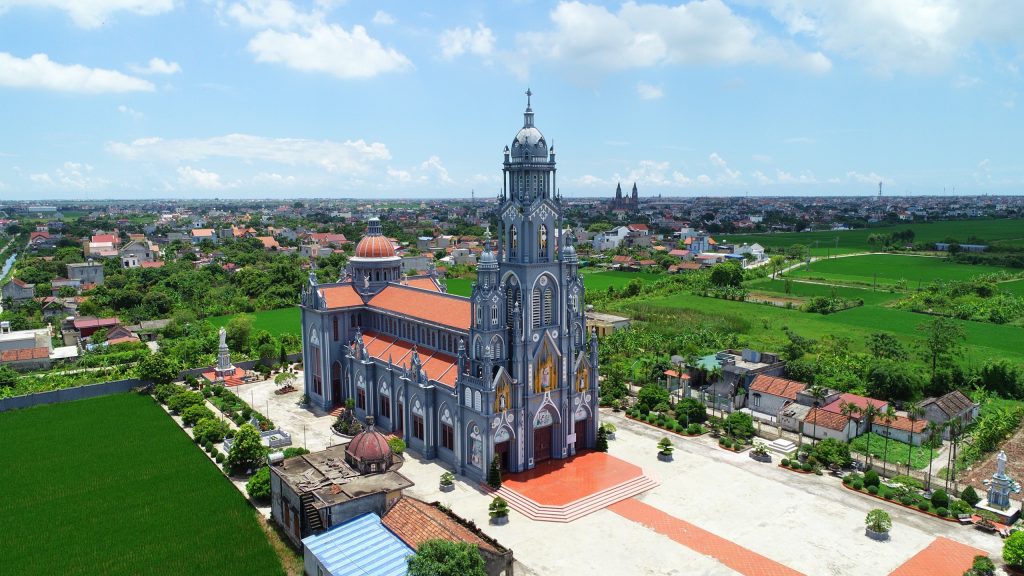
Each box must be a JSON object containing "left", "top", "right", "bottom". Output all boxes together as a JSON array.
[
  {"left": 2, "top": 278, "right": 35, "bottom": 303},
  {"left": 821, "top": 393, "right": 888, "bottom": 436},
  {"left": 920, "top": 390, "right": 979, "bottom": 438},
  {"left": 67, "top": 261, "right": 105, "bottom": 286},
  {"left": 585, "top": 310, "right": 631, "bottom": 338},
  {"left": 50, "top": 278, "right": 82, "bottom": 295},
  {"left": 0, "top": 322, "right": 52, "bottom": 371},
  {"left": 872, "top": 413, "right": 930, "bottom": 446},
  {"left": 802, "top": 407, "right": 858, "bottom": 442},
  {"left": 119, "top": 240, "right": 157, "bottom": 268},
  {"left": 746, "top": 374, "right": 806, "bottom": 423},
  {"left": 690, "top": 349, "right": 785, "bottom": 412},
  {"left": 86, "top": 233, "right": 120, "bottom": 258}
]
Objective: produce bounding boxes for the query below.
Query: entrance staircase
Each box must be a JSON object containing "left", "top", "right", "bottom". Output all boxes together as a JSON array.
[
  {"left": 495, "top": 469, "right": 660, "bottom": 523},
  {"left": 301, "top": 493, "right": 324, "bottom": 532}
]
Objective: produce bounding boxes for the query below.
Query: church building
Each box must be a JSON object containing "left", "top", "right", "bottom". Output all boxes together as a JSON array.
[
  {"left": 610, "top": 181, "right": 639, "bottom": 212},
  {"left": 300, "top": 92, "right": 600, "bottom": 482}
]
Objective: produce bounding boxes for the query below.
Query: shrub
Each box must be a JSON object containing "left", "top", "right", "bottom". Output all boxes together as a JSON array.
[
  {"left": 916, "top": 501, "right": 931, "bottom": 512},
  {"left": 246, "top": 466, "right": 271, "bottom": 503},
  {"left": 900, "top": 495, "right": 914, "bottom": 506},
  {"left": 883, "top": 490, "right": 895, "bottom": 501},
  {"left": 596, "top": 426, "right": 609, "bottom": 452},
  {"left": 674, "top": 398, "right": 708, "bottom": 424},
  {"left": 961, "top": 485, "right": 981, "bottom": 506},
  {"left": 782, "top": 458, "right": 791, "bottom": 467},
  {"left": 204, "top": 441, "right": 214, "bottom": 453},
  {"left": 1005, "top": 532, "right": 1024, "bottom": 567},
  {"left": 487, "top": 455, "right": 502, "bottom": 489},
  {"left": 181, "top": 404, "right": 214, "bottom": 427},
  {"left": 227, "top": 424, "right": 268, "bottom": 474},
  {"left": 865, "top": 509, "right": 892, "bottom": 533},
  {"left": 801, "top": 462, "right": 813, "bottom": 472},
  {"left": 216, "top": 453, "right": 225, "bottom": 464},
  {"left": 724, "top": 411, "right": 755, "bottom": 440},
  {"left": 863, "top": 470, "right": 880, "bottom": 488},
  {"left": 201, "top": 388, "right": 213, "bottom": 398},
  {"left": 852, "top": 480, "right": 864, "bottom": 490},
  {"left": 388, "top": 437, "right": 406, "bottom": 455},
  {"left": 154, "top": 383, "right": 183, "bottom": 404},
  {"left": 931, "top": 489, "right": 950, "bottom": 510},
  {"left": 968, "top": 555, "right": 996, "bottom": 576},
  {"left": 282, "top": 447, "right": 310, "bottom": 459},
  {"left": 408, "top": 539, "right": 487, "bottom": 576},
  {"left": 488, "top": 496, "right": 509, "bottom": 519},
  {"left": 935, "top": 507, "right": 949, "bottom": 517},
  {"left": 950, "top": 499, "right": 974, "bottom": 515},
  {"left": 722, "top": 439, "right": 733, "bottom": 449},
  {"left": 842, "top": 475, "right": 852, "bottom": 485},
  {"left": 167, "top": 391, "right": 204, "bottom": 414},
  {"left": 867, "top": 485, "right": 879, "bottom": 495},
  {"left": 658, "top": 437, "right": 674, "bottom": 455},
  {"left": 892, "top": 475, "right": 924, "bottom": 491},
  {"left": 686, "top": 423, "right": 704, "bottom": 435}
]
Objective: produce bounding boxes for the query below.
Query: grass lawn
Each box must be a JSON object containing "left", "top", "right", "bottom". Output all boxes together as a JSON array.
[
  {"left": 446, "top": 269, "right": 664, "bottom": 298},
  {"left": 849, "top": 432, "right": 935, "bottom": 470},
  {"left": 0, "top": 393, "right": 284, "bottom": 576},
  {"left": 745, "top": 277, "right": 902, "bottom": 305},
  {"left": 787, "top": 254, "right": 1009, "bottom": 287},
  {"left": 722, "top": 218, "right": 1024, "bottom": 256},
  {"left": 642, "top": 292, "right": 1024, "bottom": 365},
  {"left": 1002, "top": 279, "right": 1024, "bottom": 297},
  {"left": 208, "top": 307, "right": 300, "bottom": 338}
]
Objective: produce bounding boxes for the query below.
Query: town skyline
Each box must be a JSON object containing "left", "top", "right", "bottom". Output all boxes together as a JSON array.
[{"left": 3, "top": 1, "right": 1024, "bottom": 200}]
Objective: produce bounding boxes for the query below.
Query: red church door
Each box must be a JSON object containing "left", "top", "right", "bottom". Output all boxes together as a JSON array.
[
  {"left": 575, "top": 419, "right": 588, "bottom": 450},
  {"left": 494, "top": 441, "right": 510, "bottom": 470},
  {"left": 533, "top": 426, "right": 552, "bottom": 463}
]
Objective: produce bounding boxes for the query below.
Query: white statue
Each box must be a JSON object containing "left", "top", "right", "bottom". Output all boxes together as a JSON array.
[
  {"left": 218, "top": 326, "right": 227, "bottom": 348},
  {"left": 997, "top": 450, "right": 1008, "bottom": 477},
  {"left": 363, "top": 273, "right": 370, "bottom": 289}
]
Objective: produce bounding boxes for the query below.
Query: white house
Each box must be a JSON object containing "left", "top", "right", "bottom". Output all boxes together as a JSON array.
[
  {"left": 592, "top": 226, "right": 630, "bottom": 251},
  {"left": 873, "top": 413, "right": 929, "bottom": 446},
  {"left": 802, "top": 408, "right": 858, "bottom": 442}
]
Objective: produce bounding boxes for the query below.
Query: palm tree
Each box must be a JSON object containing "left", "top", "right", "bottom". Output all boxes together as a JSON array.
[
  {"left": 880, "top": 405, "right": 897, "bottom": 476},
  {"left": 839, "top": 401, "right": 861, "bottom": 443},
  {"left": 808, "top": 386, "right": 827, "bottom": 446},
  {"left": 905, "top": 402, "right": 923, "bottom": 475},
  {"left": 770, "top": 255, "right": 786, "bottom": 280},
  {"left": 945, "top": 419, "right": 965, "bottom": 492},
  {"left": 860, "top": 404, "right": 880, "bottom": 469},
  {"left": 924, "top": 420, "right": 945, "bottom": 491}
]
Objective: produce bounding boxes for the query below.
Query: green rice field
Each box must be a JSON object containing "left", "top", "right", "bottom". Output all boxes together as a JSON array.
[
  {"left": 446, "top": 269, "right": 661, "bottom": 297},
  {"left": 787, "top": 254, "right": 1008, "bottom": 287},
  {"left": 745, "top": 277, "right": 901, "bottom": 305},
  {"left": 208, "top": 306, "right": 300, "bottom": 338},
  {"left": 0, "top": 393, "right": 284, "bottom": 576},
  {"left": 722, "top": 218, "right": 1024, "bottom": 256}
]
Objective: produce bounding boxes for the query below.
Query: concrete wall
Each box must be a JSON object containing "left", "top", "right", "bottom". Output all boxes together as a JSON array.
[
  {"left": 178, "top": 353, "right": 303, "bottom": 380},
  {"left": 0, "top": 378, "right": 146, "bottom": 412}
]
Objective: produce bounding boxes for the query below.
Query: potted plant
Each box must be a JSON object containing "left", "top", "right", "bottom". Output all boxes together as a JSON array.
[
  {"left": 298, "top": 393, "right": 310, "bottom": 408},
  {"left": 750, "top": 442, "right": 771, "bottom": 463},
  {"left": 602, "top": 423, "right": 617, "bottom": 440},
  {"left": 657, "top": 437, "right": 674, "bottom": 462},
  {"left": 865, "top": 509, "right": 892, "bottom": 541},
  {"left": 489, "top": 496, "right": 510, "bottom": 525},
  {"left": 439, "top": 472, "right": 455, "bottom": 492}
]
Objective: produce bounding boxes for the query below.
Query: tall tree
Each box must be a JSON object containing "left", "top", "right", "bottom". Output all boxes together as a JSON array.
[
  {"left": 407, "top": 540, "right": 487, "bottom": 576},
  {"left": 808, "top": 386, "right": 827, "bottom": 446},
  {"left": 916, "top": 317, "right": 966, "bottom": 382},
  {"left": 905, "top": 402, "right": 924, "bottom": 475},
  {"left": 925, "top": 420, "right": 945, "bottom": 491},
  {"left": 867, "top": 332, "right": 908, "bottom": 361},
  {"left": 945, "top": 419, "right": 965, "bottom": 491},
  {"left": 860, "top": 404, "right": 880, "bottom": 468},
  {"left": 880, "top": 405, "right": 897, "bottom": 476}
]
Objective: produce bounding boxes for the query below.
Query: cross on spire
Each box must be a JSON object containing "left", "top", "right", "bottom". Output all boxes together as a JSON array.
[{"left": 525, "top": 87, "right": 532, "bottom": 109}]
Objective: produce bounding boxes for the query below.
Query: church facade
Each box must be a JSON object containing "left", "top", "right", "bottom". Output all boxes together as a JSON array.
[
  {"left": 610, "top": 181, "right": 639, "bottom": 212},
  {"left": 300, "top": 93, "right": 600, "bottom": 482}
]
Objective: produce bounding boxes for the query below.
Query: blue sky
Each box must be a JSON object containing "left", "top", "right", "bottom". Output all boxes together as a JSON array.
[{"left": 0, "top": 0, "right": 1022, "bottom": 200}]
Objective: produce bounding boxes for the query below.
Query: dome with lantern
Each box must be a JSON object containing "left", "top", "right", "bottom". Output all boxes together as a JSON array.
[{"left": 353, "top": 217, "right": 398, "bottom": 260}]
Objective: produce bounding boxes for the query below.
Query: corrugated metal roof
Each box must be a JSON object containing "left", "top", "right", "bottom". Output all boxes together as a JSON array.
[{"left": 303, "top": 513, "right": 413, "bottom": 576}]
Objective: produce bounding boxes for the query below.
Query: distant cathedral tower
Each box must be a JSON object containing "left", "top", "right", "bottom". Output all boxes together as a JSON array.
[{"left": 610, "top": 181, "right": 639, "bottom": 212}]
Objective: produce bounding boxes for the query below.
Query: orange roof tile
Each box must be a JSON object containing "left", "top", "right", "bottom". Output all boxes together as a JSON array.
[
  {"left": 749, "top": 375, "right": 806, "bottom": 401},
  {"left": 320, "top": 285, "right": 364, "bottom": 308},
  {"left": 356, "top": 331, "right": 458, "bottom": 389},
  {"left": 369, "top": 285, "right": 470, "bottom": 330},
  {"left": 404, "top": 277, "right": 441, "bottom": 292},
  {"left": 1, "top": 347, "right": 49, "bottom": 361},
  {"left": 383, "top": 497, "right": 499, "bottom": 554},
  {"left": 803, "top": 407, "right": 851, "bottom": 432},
  {"left": 876, "top": 413, "right": 928, "bottom": 434}
]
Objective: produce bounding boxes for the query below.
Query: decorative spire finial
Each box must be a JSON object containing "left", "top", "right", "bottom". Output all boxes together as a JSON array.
[{"left": 526, "top": 87, "right": 532, "bottom": 109}]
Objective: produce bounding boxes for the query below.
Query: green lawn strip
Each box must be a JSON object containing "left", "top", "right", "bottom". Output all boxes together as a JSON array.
[
  {"left": 787, "top": 254, "right": 1009, "bottom": 286},
  {"left": 444, "top": 277, "right": 473, "bottom": 297},
  {"left": 745, "top": 277, "right": 902, "bottom": 305},
  {"left": 208, "top": 307, "right": 300, "bottom": 338},
  {"left": 849, "top": 432, "right": 934, "bottom": 470},
  {"left": 0, "top": 393, "right": 284, "bottom": 576}
]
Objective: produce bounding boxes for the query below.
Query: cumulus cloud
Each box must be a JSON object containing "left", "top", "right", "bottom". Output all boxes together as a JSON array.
[
  {"left": 636, "top": 82, "right": 663, "bottom": 99},
  {"left": 846, "top": 170, "right": 887, "bottom": 184},
  {"left": 0, "top": 0, "right": 174, "bottom": 28},
  {"left": 129, "top": 57, "right": 181, "bottom": 75},
  {"left": 765, "top": 0, "right": 1024, "bottom": 75},
  {"left": 516, "top": 0, "right": 830, "bottom": 77},
  {"left": 177, "top": 166, "right": 233, "bottom": 190},
  {"left": 0, "top": 52, "right": 154, "bottom": 93},
  {"left": 29, "top": 161, "right": 108, "bottom": 190},
  {"left": 226, "top": 0, "right": 319, "bottom": 29},
  {"left": 708, "top": 152, "right": 741, "bottom": 182},
  {"left": 248, "top": 23, "right": 412, "bottom": 79},
  {"left": 439, "top": 24, "right": 496, "bottom": 59},
  {"left": 107, "top": 133, "right": 391, "bottom": 174},
  {"left": 372, "top": 10, "right": 395, "bottom": 25}
]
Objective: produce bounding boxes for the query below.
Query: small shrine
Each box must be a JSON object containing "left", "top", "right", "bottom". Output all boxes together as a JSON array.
[
  {"left": 214, "top": 326, "right": 235, "bottom": 380},
  {"left": 978, "top": 450, "right": 1022, "bottom": 525}
]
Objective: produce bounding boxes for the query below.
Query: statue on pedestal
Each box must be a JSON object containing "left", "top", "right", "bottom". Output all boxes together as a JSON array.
[{"left": 215, "top": 326, "right": 235, "bottom": 379}]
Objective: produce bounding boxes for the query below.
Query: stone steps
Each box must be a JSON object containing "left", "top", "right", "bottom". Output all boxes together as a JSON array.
[{"left": 495, "top": 470, "right": 660, "bottom": 523}]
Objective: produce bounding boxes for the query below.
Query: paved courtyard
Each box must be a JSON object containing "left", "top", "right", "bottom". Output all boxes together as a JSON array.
[{"left": 238, "top": 379, "right": 1005, "bottom": 576}]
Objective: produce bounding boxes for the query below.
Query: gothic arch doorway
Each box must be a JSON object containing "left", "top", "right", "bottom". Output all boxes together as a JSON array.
[
  {"left": 330, "top": 362, "right": 342, "bottom": 406},
  {"left": 532, "top": 406, "right": 557, "bottom": 463}
]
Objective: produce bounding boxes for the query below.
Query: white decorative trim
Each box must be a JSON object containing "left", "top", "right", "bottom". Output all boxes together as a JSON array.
[
  {"left": 412, "top": 397, "right": 424, "bottom": 416},
  {"left": 495, "top": 427, "right": 511, "bottom": 443},
  {"left": 440, "top": 404, "right": 453, "bottom": 425},
  {"left": 380, "top": 379, "right": 390, "bottom": 395}
]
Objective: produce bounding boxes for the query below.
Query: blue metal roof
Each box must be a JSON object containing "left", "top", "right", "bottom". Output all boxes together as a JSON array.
[{"left": 303, "top": 513, "right": 413, "bottom": 576}]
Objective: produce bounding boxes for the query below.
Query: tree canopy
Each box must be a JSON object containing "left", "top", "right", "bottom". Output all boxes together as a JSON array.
[{"left": 407, "top": 540, "right": 487, "bottom": 576}]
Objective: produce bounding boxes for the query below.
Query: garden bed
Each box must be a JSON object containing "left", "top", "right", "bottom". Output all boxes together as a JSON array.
[
  {"left": 778, "top": 463, "right": 816, "bottom": 474},
  {"left": 840, "top": 482, "right": 960, "bottom": 523},
  {"left": 718, "top": 442, "right": 752, "bottom": 453},
  {"left": 624, "top": 414, "right": 707, "bottom": 438}
]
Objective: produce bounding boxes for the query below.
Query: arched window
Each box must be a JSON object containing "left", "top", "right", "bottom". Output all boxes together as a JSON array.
[
  {"left": 490, "top": 304, "right": 498, "bottom": 325},
  {"left": 509, "top": 225, "right": 518, "bottom": 258},
  {"left": 474, "top": 391, "right": 482, "bottom": 412},
  {"left": 506, "top": 283, "right": 520, "bottom": 325},
  {"left": 464, "top": 387, "right": 472, "bottom": 407}
]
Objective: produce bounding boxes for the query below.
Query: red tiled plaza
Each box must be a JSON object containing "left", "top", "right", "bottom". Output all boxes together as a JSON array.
[
  {"left": 501, "top": 451, "right": 643, "bottom": 506},
  {"left": 889, "top": 537, "right": 988, "bottom": 576}
]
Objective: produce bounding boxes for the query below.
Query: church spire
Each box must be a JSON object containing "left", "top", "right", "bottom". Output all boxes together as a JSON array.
[{"left": 523, "top": 88, "right": 534, "bottom": 128}]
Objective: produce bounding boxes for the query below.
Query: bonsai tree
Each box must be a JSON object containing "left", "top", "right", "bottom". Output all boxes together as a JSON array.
[
  {"left": 274, "top": 371, "right": 296, "bottom": 388},
  {"left": 487, "top": 455, "right": 502, "bottom": 489},
  {"left": 1004, "top": 531, "right": 1024, "bottom": 567},
  {"left": 752, "top": 442, "right": 769, "bottom": 457},
  {"left": 488, "top": 496, "right": 509, "bottom": 519},
  {"left": 865, "top": 509, "right": 892, "bottom": 534},
  {"left": 960, "top": 485, "right": 981, "bottom": 506},
  {"left": 964, "top": 555, "right": 995, "bottom": 576},
  {"left": 658, "top": 437, "right": 674, "bottom": 456},
  {"left": 407, "top": 539, "right": 487, "bottom": 576},
  {"left": 595, "top": 425, "right": 609, "bottom": 452},
  {"left": 227, "top": 423, "right": 267, "bottom": 475},
  {"left": 439, "top": 472, "right": 455, "bottom": 487}
]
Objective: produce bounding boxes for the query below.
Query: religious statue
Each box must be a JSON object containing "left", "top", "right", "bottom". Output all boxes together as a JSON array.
[
  {"left": 218, "top": 326, "right": 227, "bottom": 348},
  {"left": 363, "top": 273, "right": 370, "bottom": 289}
]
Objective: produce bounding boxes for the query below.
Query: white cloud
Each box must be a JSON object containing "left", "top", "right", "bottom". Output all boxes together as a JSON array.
[
  {"left": 372, "top": 10, "right": 395, "bottom": 25},
  {"left": 753, "top": 170, "right": 772, "bottom": 185},
  {"left": 570, "top": 174, "right": 607, "bottom": 187},
  {"left": 636, "top": 82, "right": 663, "bottom": 100},
  {"left": 516, "top": 1, "right": 830, "bottom": 77},
  {"left": 775, "top": 168, "right": 817, "bottom": 184},
  {"left": 129, "top": 57, "right": 181, "bottom": 75},
  {"left": 118, "top": 104, "right": 143, "bottom": 119},
  {"left": 254, "top": 172, "right": 297, "bottom": 185},
  {"left": 0, "top": 0, "right": 174, "bottom": 28},
  {"left": 107, "top": 133, "right": 391, "bottom": 174},
  {"left": 765, "top": 1, "right": 1024, "bottom": 75},
  {"left": 30, "top": 161, "right": 108, "bottom": 190},
  {"left": 783, "top": 136, "right": 815, "bottom": 144},
  {"left": 227, "top": 0, "right": 319, "bottom": 30},
  {"left": 419, "top": 156, "right": 455, "bottom": 185},
  {"left": 177, "top": 166, "right": 234, "bottom": 190},
  {"left": 846, "top": 170, "right": 887, "bottom": 184},
  {"left": 0, "top": 52, "right": 154, "bottom": 93},
  {"left": 439, "top": 24, "right": 496, "bottom": 59},
  {"left": 709, "top": 152, "right": 741, "bottom": 181},
  {"left": 248, "top": 23, "right": 412, "bottom": 79}
]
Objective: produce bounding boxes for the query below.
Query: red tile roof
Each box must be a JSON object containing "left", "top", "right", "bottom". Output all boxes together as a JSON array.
[
  {"left": 676, "top": 262, "right": 701, "bottom": 270},
  {"left": 140, "top": 261, "right": 164, "bottom": 268},
  {"left": 29, "top": 231, "right": 50, "bottom": 241},
  {"left": 92, "top": 234, "right": 117, "bottom": 243},
  {"left": 405, "top": 277, "right": 441, "bottom": 292},
  {"left": 1, "top": 347, "right": 49, "bottom": 361},
  {"left": 255, "top": 236, "right": 280, "bottom": 250},
  {"left": 11, "top": 278, "right": 33, "bottom": 288},
  {"left": 803, "top": 407, "right": 851, "bottom": 432},
  {"left": 356, "top": 331, "right": 458, "bottom": 388},
  {"left": 876, "top": 413, "right": 928, "bottom": 434},
  {"left": 107, "top": 336, "right": 141, "bottom": 346},
  {"left": 383, "top": 497, "right": 499, "bottom": 554},
  {"left": 822, "top": 393, "right": 887, "bottom": 416},
  {"left": 749, "top": 375, "right": 806, "bottom": 401},
  {"left": 664, "top": 369, "right": 690, "bottom": 379},
  {"left": 627, "top": 223, "right": 649, "bottom": 231},
  {"left": 668, "top": 249, "right": 690, "bottom": 257},
  {"left": 73, "top": 316, "right": 119, "bottom": 329},
  {"left": 369, "top": 285, "right": 470, "bottom": 331},
  {"left": 319, "top": 284, "right": 363, "bottom": 308}
]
